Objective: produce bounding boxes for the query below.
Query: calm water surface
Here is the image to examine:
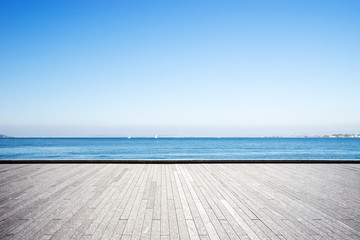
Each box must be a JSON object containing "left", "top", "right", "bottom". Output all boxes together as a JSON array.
[{"left": 0, "top": 138, "right": 360, "bottom": 160}]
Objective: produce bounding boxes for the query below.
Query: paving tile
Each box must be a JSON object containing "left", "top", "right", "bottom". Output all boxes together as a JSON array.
[{"left": 0, "top": 163, "right": 359, "bottom": 240}]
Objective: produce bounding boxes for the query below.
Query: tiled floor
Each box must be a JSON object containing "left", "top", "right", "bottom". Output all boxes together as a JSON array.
[{"left": 0, "top": 164, "right": 359, "bottom": 239}]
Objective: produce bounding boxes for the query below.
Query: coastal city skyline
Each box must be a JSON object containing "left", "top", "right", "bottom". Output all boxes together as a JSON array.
[{"left": 1, "top": 0, "right": 359, "bottom": 137}]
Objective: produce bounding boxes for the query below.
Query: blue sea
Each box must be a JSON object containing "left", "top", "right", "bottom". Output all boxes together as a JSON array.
[{"left": 0, "top": 138, "right": 360, "bottom": 160}]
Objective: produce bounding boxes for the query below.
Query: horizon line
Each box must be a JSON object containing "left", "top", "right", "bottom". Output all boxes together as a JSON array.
[{"left": 2, "top": 134, "right": 360, "bottom": 139}]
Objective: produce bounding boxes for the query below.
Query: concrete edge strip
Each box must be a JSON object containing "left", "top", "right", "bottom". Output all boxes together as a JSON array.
[{"left": 0, "top": 159, "right": 359, "bottom": 164}]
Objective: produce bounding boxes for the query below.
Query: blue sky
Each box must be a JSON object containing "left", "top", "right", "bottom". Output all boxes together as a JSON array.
[{"left": 1, "top": 0, "right": 359, "bottom": 137}]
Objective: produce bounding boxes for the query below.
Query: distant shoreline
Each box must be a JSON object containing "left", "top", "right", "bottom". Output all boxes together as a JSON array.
[{"left": 1, "top": 135, "right": 360, "bottom": 139}]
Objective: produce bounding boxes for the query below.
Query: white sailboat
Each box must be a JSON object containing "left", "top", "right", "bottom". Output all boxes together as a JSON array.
[
  {"left": 154, "top": 134, "right": 158, "bottom": 139},
  {"left": 128, "top": 134, "right": 131, "bottom": 139}
]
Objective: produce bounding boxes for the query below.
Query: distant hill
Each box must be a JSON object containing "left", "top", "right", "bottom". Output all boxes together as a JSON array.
[{"left": 0, "top": 134, "right": 11, "bottom": 138}]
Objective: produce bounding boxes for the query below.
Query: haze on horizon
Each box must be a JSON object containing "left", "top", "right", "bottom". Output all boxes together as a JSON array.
[{"left": 1, "top": 0, "right": 359, "bottom": 137}]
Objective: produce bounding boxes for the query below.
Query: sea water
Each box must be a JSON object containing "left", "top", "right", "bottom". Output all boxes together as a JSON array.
[{"left": 1, "top": 138, "right": 360, "bottom": 160}]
